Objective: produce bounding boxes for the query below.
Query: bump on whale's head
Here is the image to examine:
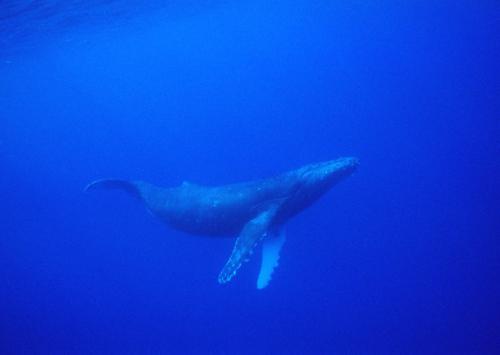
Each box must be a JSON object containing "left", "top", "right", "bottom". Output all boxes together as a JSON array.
[
  {"left": 328, "top": 157, "right": 359, "bottom": 176},
  {"left": 300, "top": 157, "right": 359, "bottom": 187}
]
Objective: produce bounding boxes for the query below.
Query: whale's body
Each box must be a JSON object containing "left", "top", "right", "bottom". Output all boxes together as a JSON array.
[{"left": 86, "top": 157, "right": 359, "bottom": 288}]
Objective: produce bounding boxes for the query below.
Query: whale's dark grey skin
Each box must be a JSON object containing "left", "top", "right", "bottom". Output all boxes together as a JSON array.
[{"left": 86, "top": 157, "right": 359, "bottom": 288}]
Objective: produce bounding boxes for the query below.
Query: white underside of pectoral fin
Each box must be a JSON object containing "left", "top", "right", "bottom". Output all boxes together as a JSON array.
[{"left": 257, "top": 229, "right": 286, "bottom": 289}]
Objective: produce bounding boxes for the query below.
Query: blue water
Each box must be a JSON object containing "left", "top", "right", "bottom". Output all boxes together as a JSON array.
[{"left": 1, "top": 1, "right": 498, "bottom": 353}]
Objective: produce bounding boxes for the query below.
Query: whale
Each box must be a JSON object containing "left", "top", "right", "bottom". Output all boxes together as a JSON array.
[{"left": 85, "top": 157, "right": 359, "bottom": 288}]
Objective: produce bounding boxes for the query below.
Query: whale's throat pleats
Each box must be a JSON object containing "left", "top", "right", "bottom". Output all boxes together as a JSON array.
[{"left": 217, "top": 200, "right": 284, "bottom": 285}]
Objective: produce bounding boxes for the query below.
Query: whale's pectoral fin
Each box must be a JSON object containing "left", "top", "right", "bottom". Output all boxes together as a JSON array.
[
  {"left": 218, "top": 202, "right": 283, "bottom": 285},
  {"left": 257, "top": 229, "right": 286, "bottom": 289}
]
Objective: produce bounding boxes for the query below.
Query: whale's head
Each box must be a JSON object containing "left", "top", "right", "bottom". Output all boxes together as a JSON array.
[
  {"left": 324, "top": 156, "right": 359, "bottom": 180},
  {"left": 275, "top": 157, "right": 359, "bottom": 222},
  {"left": 285, "top": 156, "right": 358, "bottom": 195},
  {"left": 299, "top": 157, "right": 359, "bottom": 187}
]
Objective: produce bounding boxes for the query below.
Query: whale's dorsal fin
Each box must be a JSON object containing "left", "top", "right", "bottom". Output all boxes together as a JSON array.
[{"left": 218, "top": 201, "right": 284, "bottom": 285}]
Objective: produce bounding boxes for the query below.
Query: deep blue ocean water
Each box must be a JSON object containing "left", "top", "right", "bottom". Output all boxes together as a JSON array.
[{"left": 1, "top": 1, "right": 499, "bottom": 353}]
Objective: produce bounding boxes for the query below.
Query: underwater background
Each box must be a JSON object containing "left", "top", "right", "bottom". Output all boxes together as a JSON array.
[{"left": 1, "top": 0, "right": 498, "bottom": 353}]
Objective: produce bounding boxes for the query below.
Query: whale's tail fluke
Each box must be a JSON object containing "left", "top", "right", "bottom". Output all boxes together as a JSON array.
[{"left": 84, "top": 179, "right": 142, "bottom": 199}]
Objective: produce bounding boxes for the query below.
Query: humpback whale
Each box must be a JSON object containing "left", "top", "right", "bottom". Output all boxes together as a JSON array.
[{"left": 85, "top": 157, "right": 359, "bottom": 288}]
